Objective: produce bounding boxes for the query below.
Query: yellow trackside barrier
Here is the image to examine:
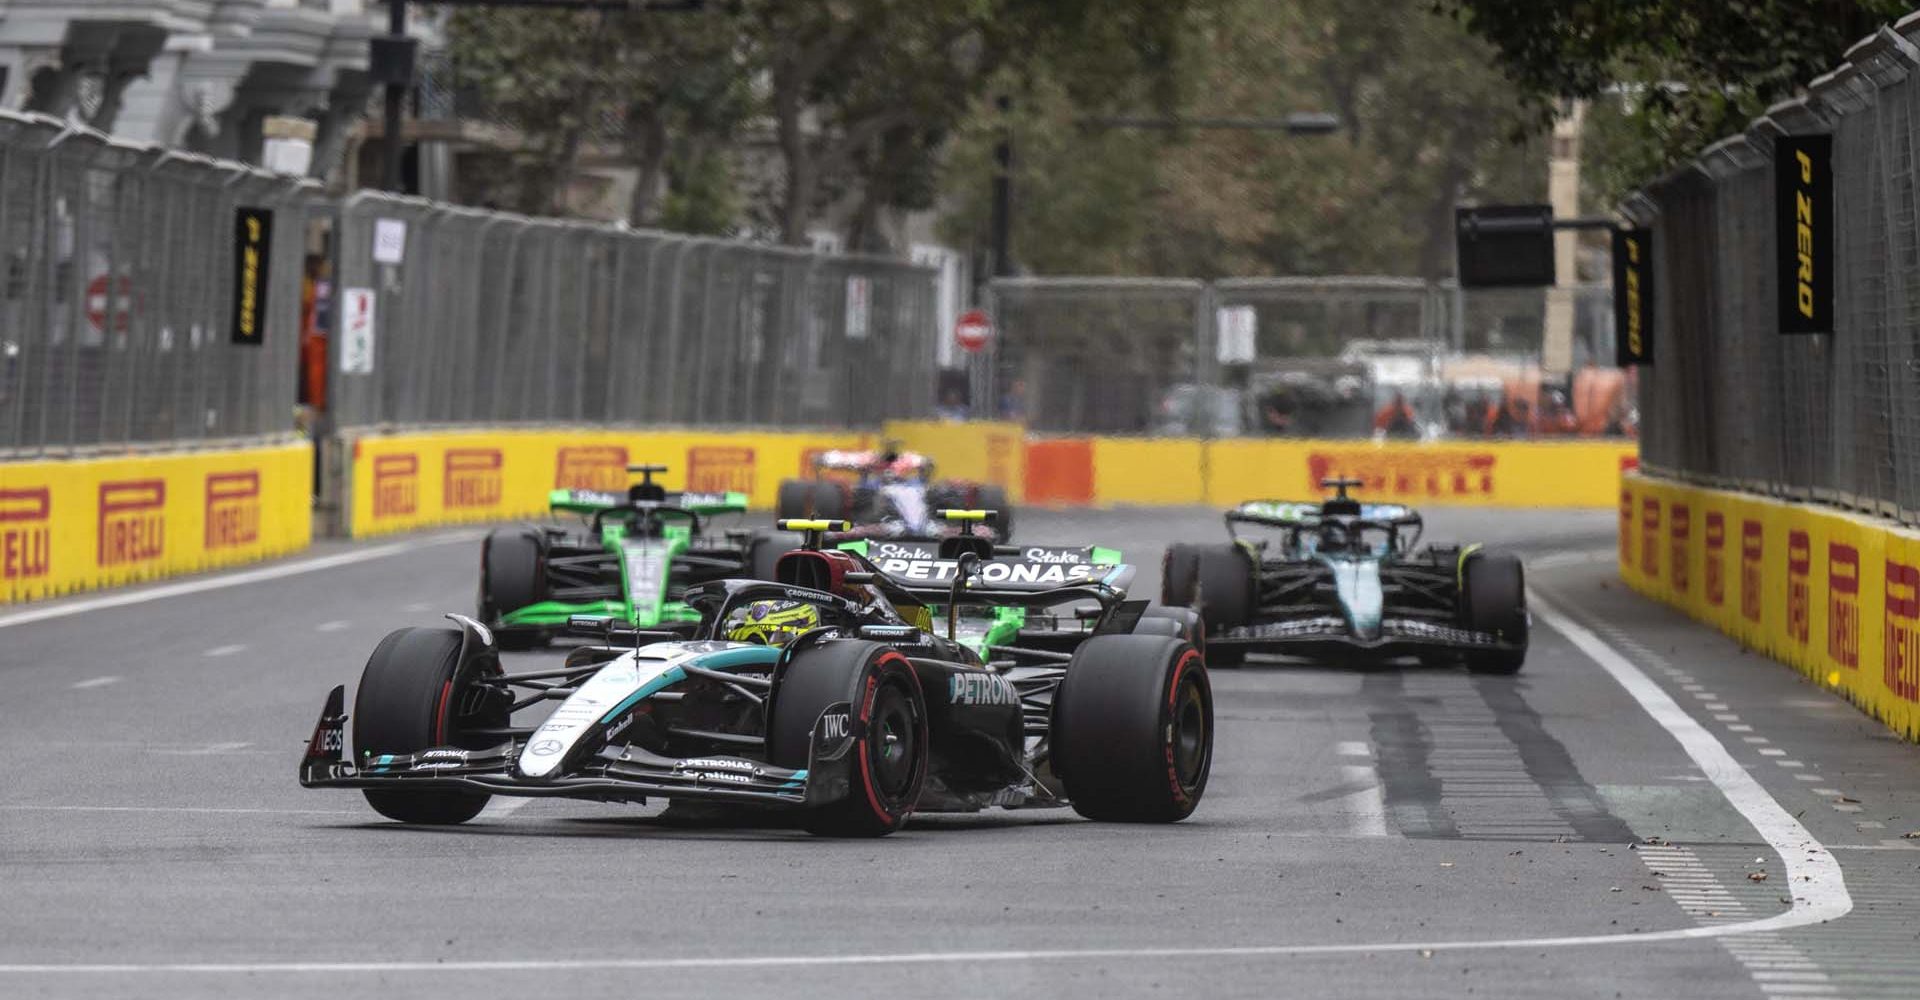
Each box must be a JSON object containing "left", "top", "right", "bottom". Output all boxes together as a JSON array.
[
  {"left": 1203, "top": 439, "right": 1637, "bottom": 509},
  {"left": 0, "top": 440, "right": 312, "bottom": 605},
  {"left": 345, "top": 428, "right": 873, "bottom": 538},
  {"left": 1092, "top": 438, "right": 1208, "bottom": 506},
  {"left": 1622, "top": 471, "right": 1920, "bottom": 741},
  {"left": 881, "top": 420, "right": 1024, "bottom": 501}
]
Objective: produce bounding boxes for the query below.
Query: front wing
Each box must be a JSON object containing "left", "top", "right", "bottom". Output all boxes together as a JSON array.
[
  {"left": 299, "top": 685, "right": 858, "bottom": 810},
  {"left": 1210, "top": 615, "right": 1523, "bottom": 659}
]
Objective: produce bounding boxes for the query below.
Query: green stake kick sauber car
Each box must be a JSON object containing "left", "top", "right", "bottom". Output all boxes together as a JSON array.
[
  {"left": 478, "top": 465, "right": 789, "bottom": 647},
  {"left": 1161, "top": 478, "right": 1528, "bottom": 671},
  {"left": 299, "top": 512, "right": 1213, "bottom": 836}
]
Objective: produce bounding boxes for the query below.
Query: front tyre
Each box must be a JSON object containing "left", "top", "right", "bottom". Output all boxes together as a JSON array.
[
  {"left": 1052, "top": 634, "right": 1212, "bottom": 822},
  {"left": 1461, "top": 551, "right": 1528, "bottom": 675},
  {"left": 353, "top": 627, "right": 501, "bottom": 824},
  {"left": 769, "top": 640, "right": 928, "bottom": 837},
  {"left": 480, "top": 527, "right": 548, "bottom": 649}
]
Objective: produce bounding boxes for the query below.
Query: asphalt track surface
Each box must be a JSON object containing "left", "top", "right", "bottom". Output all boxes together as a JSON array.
[{"left": 5, "top": 507, "right": 1920, "bottom": 1000}]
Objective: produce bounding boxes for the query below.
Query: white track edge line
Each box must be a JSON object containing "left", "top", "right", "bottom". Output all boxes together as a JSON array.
[
  {"left": 0, "top": 530, "right": 483, "bottom": 629},
  {"left": 0, "top": 581, "right": 1854, "bottom": 976}
]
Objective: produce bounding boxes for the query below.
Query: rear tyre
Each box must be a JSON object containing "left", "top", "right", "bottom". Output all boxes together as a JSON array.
[
  {"left": 1461, "top": 551, "right": 1528, "bottom": 675},
  {"left": 811, "top": 482, "right": 849, "bottom": 521},
  {"left": 1162, "top": 544, "right": 1201, "bottom": 605},
  {"left": 775, "top": 479, "right": 814, "bottom": 521},
  {"left": 1193, "top": 544, "right": 1254, "bottom": 665},
  {"left": 353, "top": 627, "right": 499, "bottom": 824},
  {"left": 480, "top": 528, "right": 548, "bottom": 650},
  {"left": 769, "top": 641, "right": 927, "bottom": 837},
  {"left": 745, "top": 533, "right": 795, "bottom": 581},
  {"left": 1139, "top": 605, "right": 1206, "bottom": 662},
  {"left": 1052, "top": 634, "right": 1212, "bottom": 822},
  {"left": 975, "top": 485, "right": 1014, "bottom": 541}
]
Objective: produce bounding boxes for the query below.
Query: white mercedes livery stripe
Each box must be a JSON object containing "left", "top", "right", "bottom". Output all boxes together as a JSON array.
[{"left": 0, "top": 587, "right": 1855, "bottom": 977}]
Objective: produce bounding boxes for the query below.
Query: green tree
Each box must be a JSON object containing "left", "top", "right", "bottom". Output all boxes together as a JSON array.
[
  {"left": 1437, "top": 0, "right": 1911, "bottom": 195},
  {"left": 939, "top": 0, "right": 1543, "bottom": 278},
  {"left": 446, "top": 6, "right": 748, "bottom": 225}
]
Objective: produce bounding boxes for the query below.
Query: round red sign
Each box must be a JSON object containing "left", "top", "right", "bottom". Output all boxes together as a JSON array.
[{"left": 955, "top": 309, "right": 993, "bottom": 353}]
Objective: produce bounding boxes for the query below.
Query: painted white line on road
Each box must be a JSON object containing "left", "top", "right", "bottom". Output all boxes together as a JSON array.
[
  {"left": 145, "top": 742, "right": 252, "bottom": 756},
  {"left": 0, "top": 804, "right": 361, "bottom": 817},
  {"left": 0, "top": 531, "right": 483, "bottom": 630},
  {"left": 315, "top": 620, "right": 352, "bottom": 633},
  {"left": 1334, "top": 740, "right": 1370, "bottom": 758},
  {"left": 478, "top": 797, "right": 533, "bottom": 821},
  {"left": 0, "top": 587, "right": 1858, "bottom": 979},
  {"left": 203, "top": 644, "right": 247, "bottom": 658},
  {"left": 1339, "top": 763, "right": 1387, "bottom": 838},
  {"left": 69, "top": 676, "right": 120, "bottom": 690},
  {"left": 1526, "top": 592, "right": 1850, "bottom": 929}
]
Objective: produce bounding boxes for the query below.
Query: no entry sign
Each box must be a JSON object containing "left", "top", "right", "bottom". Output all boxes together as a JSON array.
[{"left": 955, "top": 309, "right": 993, "bottom": 353}]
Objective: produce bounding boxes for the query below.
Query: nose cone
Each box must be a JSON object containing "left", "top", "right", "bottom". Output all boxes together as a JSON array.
[{"left": 1327, "top": 558, "right": 1384, "bottom": 640}]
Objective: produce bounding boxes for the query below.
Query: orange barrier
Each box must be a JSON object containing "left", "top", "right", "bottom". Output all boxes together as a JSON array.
[{"left": 1023, "top": 439, "right": 1095, "bottom": 506}]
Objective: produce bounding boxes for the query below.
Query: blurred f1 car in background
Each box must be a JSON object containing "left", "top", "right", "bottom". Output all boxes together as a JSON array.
[
  {"left": 301, "top": 515, "right": 1211, "bottom": 837},
  {"left": 479, "top": 465, "right": 787, "bottom": 647},
  {"left": 1161, "top": 478, "right": 1527, "bottom": 671},
  {"left": 775, "top": 447, "right": 1015, "bottom": 542}
]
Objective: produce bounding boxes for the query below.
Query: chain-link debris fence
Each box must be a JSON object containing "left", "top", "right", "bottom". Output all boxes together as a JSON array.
[
  {"left": 1631, "top": 17, "right": 1920, "bottom": 522},
  {"left": 987, "top": 274, "right": 1621, "bottom": 438},
  {"left": 0, "top": 112, "right": 318, "bottom": 456},
  {"left": 0, "top": 110, "right": 939, "bottom": 458},
  {"left": 331, "top": 195, "right": 937, "bottom": 431}
]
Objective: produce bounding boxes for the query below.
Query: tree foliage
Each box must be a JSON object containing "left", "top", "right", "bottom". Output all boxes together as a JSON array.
[
  {"left": 1436, "top": 0, "right": 1912, "bottom": 202},
  {"left": 939, "top": 0, "right": 1544, "bottom": 278}
]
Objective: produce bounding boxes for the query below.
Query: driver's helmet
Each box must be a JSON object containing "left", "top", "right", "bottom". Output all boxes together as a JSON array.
[
  {"left": 885, "top": 455, "right": 922, "bottom": 479},
  {"left": 725, "top": 600, "right": 821, "bottom": 646}
]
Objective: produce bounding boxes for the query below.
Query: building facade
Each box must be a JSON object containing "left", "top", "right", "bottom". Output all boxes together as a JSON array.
[{"left": 0, "top": 0, "right": 380, "bottom": 176}]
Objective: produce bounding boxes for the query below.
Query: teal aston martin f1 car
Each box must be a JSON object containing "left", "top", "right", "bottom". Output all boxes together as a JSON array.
[
  {"left": 478, "top": 465, "right": 788, "bottom": 647},
  {"left": 1161, "top": 478, "right": 1527, "bottom": 671}
]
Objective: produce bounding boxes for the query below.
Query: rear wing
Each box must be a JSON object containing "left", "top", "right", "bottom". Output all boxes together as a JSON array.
[
  {"left": 839, "top": 538, "right": 1134, "bottom": 601},
  {"left": 547, "top": 488, "right": 748, "bottom": 516},
  {"left": 1228, "top": 499, "right": 1420, "bottom": 528}
]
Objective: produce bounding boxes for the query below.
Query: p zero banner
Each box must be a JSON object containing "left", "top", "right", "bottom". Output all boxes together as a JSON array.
[
  {"left": 1776, "top": 134, "right": 1833, "bottom": 335},
  {"left": 230, "top": 207, "right": 273, "bottom": 346},
  {"left": 1612, "top": 227, "right": 1653, "bottom": 365},
  {"left": 0, "top": 441, "right": 312, "bottom": 604}
]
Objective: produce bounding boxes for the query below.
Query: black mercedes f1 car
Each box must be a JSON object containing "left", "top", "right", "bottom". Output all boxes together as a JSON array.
[
  {"left": 300, "top": 517, "right": 1211, "bottom": 836},
  {"left": 1161, "top": 479, "right": 1528, "bottom": 671}
]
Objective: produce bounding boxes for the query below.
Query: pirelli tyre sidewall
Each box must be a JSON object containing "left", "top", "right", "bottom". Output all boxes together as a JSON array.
[
  {"left": 1461, "top": 550, "right": 1529, "bottom": 674},
  {"left": 353, "top": 627, "right": 502, "bottom": 824},
  {"left": 480, "top": 527, "right": 548, "bottom": 648},
  {"left": 770, "top": 640, "right": 928, "bottom": 837},
  {"left": 1052, "top": 633, "right": 1212, "bottom": 823},
  {"left": 1138, "top": 605, "right": 1207, "bottom": 661}
]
